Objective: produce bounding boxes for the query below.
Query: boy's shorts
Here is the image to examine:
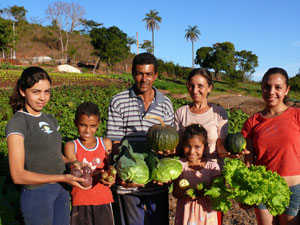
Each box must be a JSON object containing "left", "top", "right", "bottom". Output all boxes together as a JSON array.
[
  {"left": 256, "top": 183, "right": 300, "bottom": 216},
  {"left": 71, "top": 204, "right": 114, "bottom": 225}
]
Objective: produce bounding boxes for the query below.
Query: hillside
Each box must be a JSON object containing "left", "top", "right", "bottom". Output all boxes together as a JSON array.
[
  {"left": 8, "top": 22, "right": 136, "bottom": 74},
  {"left": 14, "top": 23, "right": 93, "bottom": 61}
]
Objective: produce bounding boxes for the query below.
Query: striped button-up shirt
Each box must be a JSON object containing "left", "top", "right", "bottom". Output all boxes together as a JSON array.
[{"left": 106, "top": 86, "right": 174, "bottom": 142}]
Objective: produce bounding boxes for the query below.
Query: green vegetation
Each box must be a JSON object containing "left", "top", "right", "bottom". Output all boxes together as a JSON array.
[
  {"left": 195, "top": 42, "right": 258, "bottom": 82},
  {"left": 205, "top": 158, "right": 291, "bottom": 216},
  {"left": 1, "top": 69, "right": 300, "bottom": 223},
  {"left": 90, "top": 26, "right": 130, "bottom": 72}
]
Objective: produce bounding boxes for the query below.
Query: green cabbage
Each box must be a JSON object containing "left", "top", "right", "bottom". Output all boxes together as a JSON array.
[
  {"left": 115, "top": 140, "right": 150, "bottom": 184},
  {"left": 151, "top": 157, "right": 182, "bottom": 183}
]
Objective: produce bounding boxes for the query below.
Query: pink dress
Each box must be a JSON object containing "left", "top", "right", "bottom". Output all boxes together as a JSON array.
[{"left": 175, "top": 159, "right": 221, "bottom": 225}]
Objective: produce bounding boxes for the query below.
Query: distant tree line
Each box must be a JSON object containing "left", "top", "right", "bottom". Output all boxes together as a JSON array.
[{"left": 0, "top": 1, "right": 263, "bottom": 83}]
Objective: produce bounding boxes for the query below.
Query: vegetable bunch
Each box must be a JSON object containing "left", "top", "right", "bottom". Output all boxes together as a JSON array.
[
  {"left": 151, "top": 157, "right": 183, "bottom": 183},
  {"left": 186, "top": 183, "right": 207, "bottom": 199},
  {"left": 101, "top": 165, "right": 117, "bottom": 183},
  {"left": 114, "top": 140, "right": 182, "bottom": 185},
  {"left": 114, "top": 141, "right": 150, "bottom": 184},
  {"left": 204, "top": 158, "right": 291, "bottom": 216}
]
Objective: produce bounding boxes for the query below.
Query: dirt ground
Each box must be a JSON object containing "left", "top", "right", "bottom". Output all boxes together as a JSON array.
[{"left": 169, "top": 195, "right": 257, "bottom": 225}]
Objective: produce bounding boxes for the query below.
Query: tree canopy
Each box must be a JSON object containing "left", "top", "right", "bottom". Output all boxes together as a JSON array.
[
  {"left": 79, "top": 18, "right": 103, "bottom": 34},
  {"left": 195, "top": 42, "right": 258, "bottom": 81},
  {"left": 140, "top": 40, "right": 153, "bottom": 53},
  {"left": 0, "top": 18, "right": 13, "bottom": 55},
  {"left": 90, "top": 26, "right": 129, "bottom": 71},
  {"left": 3, "top": 5, "right": 27, "bottom": 22}
]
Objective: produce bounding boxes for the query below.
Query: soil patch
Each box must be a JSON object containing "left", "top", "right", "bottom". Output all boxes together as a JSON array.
[
  {"left": 208, "top": 95, "right": 265, "bottom": 115},
  {"left": 170, "top": 92, "right": 265, "bottom": 116}
]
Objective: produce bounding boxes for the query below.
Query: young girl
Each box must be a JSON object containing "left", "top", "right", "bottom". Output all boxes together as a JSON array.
[
  {"left": 173, "top": 124, "right": 221, "bottom": 225},
  {"left": 242, "top": 67, "right": 300, "bottom": 225},
  {"left": 5, "top": 66, "right": 89, "bottom": 225}
]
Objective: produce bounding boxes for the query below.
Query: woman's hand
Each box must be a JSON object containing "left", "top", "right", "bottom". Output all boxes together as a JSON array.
[
  {"left": 216, "top": 139, "right": 250, "bottom": 159},
  {"left": 227, "top": 149, "right": 250, "bottom": 159},
  {"left": 64, "top": 174, "right": 91, "bottom": 190}
]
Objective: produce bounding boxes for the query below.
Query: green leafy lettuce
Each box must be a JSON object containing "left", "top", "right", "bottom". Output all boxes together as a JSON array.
[{"left": 204, "top": 158, "right": 291, "bottom": 216}]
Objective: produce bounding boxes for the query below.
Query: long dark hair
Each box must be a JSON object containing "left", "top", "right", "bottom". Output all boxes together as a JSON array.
[{"left": 9, "top": 67, "right": 51, "bottom": 113}]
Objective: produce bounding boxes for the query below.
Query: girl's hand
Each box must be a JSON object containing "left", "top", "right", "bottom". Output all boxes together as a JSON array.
[
  {"left": 64, "top": 174, "right": 91, "bottom": 190},
  {"left": 185, "top": 193, "right": 198, "bottom": 201}
]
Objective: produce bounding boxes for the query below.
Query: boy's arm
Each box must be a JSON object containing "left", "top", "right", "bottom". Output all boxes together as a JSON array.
[
  {"left": 64, "top": 141, "right": 77, "bottom": 162},
  {"left": 63, "top": 141, "right": 84, "bottom": 169}
]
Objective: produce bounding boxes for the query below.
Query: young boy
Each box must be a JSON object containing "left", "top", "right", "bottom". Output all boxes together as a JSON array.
[{"left": 64, "top": 102, "right": 115, "bottom": 225}]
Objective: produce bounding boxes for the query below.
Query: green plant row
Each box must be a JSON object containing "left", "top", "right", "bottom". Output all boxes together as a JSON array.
[{"left": 0, "top": 84, "right": 260, "bottom": 224}]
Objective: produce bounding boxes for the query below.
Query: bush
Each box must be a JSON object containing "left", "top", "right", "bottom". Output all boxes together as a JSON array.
[{"left": 290, "top": 75, "right": 300, "bottom": 91}]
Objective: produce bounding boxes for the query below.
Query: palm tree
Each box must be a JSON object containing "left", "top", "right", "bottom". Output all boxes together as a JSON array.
[
  {"left": 127, "top": 36, "right": 136, "bottom": 53},
  {"left": 185, "top": 25, "right": 201, "bottom": 68},
  {"left": 142, "top": 9, "right": 161, "bottom": 55}
]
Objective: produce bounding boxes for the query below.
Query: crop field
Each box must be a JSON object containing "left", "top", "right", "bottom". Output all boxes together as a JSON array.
[{"left": 0, "top": 68, "right": 259, "bottom": 224}]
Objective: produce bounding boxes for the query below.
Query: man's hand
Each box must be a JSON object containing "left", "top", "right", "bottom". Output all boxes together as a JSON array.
[
  {"left": 152, "top": 179, "right": 172, "bottom": 186},
  {"left": 117, "top": 177, "right": 144, "bottom": 188},
  {"left": 153, "top": 148, "right": 177, "bottom": 157}
]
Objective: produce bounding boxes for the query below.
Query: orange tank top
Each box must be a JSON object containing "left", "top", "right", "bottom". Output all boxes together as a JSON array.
[{"left": 71, "top": 137, "right": 113, "bottom": 206}]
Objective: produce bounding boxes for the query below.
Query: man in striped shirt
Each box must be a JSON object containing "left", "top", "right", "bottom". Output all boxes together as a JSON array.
[{"left": 106, "top": 53, "right": 174, "bottom": 225}]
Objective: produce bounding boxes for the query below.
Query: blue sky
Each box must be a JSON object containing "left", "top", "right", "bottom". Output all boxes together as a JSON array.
[{"left": 2, "top": 0, "right": 300, "bottom": 81}]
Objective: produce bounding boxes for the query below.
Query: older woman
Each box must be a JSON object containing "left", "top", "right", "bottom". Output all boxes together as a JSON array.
[{"left": 175, "top": 68, "right": 229, "bottom": 165}]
